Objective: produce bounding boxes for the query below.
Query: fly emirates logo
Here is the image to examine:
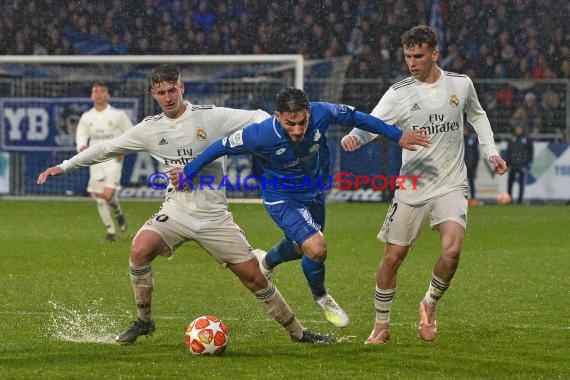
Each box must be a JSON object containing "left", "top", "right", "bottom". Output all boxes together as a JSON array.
[
  {"left": 412, "top": 113, "right": 460, "bottom": 135},
  {"left": 163, "top": 148, "right": 195, "bottom": 166}
]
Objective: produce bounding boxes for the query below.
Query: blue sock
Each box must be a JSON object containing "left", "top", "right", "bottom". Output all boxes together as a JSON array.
[
  {"left": 302, "top": 255, "right": 326, "bottom": 298},
  {"left": 265, "top": 239, "right": 300, "bottom": 268}
]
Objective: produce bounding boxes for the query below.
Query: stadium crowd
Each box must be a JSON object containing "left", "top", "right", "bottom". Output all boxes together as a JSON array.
[{"left": 1, "top": 0, "right": 568, "bottom": 138}]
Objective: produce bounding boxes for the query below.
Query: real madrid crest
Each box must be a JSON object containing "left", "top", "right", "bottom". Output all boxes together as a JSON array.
[
  {"left": 450, "top": 95, "right": 459, "bottom": 107},
  {"left": 196, "top": 128, "right": 207, "bottom": 141}
]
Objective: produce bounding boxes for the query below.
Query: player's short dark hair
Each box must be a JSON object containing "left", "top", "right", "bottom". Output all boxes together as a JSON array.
[
  {"left": 92, "top": 82, "right": 108, "bottom": 90},
  {"left": 150, "top": 64, "right": 180, "bottom": 88},
  {"left": 275, "top": 87, "right": 310, "bottom": 113},
  {"left": 401, "top": 25, "right": 438, "bottom": 50}
]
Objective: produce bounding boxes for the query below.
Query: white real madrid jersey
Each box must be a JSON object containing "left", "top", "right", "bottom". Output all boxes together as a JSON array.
[
  {"left": 60, "top": 102, "right": 269, "bottom": 217},
  {"left": 75, "top": 105, "right": 133, "bottom": 151},
  {"left": 349, "top": 69, "right": 499, "bottom": 205}
]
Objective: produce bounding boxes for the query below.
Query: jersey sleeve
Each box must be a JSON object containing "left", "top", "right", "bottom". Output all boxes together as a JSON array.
[
  {"left": 212, "top": 107, "right": 269, "bottom": 136},
  {"left": 353, "top": 111, "right": 402, "bottom": 142},
  {"left": 347, "top": 88, "right": 402, "bottom": 145},
  {"left": 59, "top": 123, "right": 147, "bottom": 173},
  {"left": 316, "top": 102, "right": 402, "bottom": 143},
  {"left": 464, "top": 78, "right": 499, "bottom": 159},
  {"left": 75, "top": 113, "right": 89, "bottom": 152}
]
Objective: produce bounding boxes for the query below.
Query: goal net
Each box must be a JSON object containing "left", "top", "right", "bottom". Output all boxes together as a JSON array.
[{"left": 0, "top": 55, "right": 304, "bottom": 199}]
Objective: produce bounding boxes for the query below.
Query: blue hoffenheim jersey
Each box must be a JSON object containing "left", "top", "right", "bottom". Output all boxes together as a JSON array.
[
  {"left": 245, "top": 102, "right": 336, "bottom": 202},
  {"left": 183, "top": 102, "right": 402, "bottom": 202}
]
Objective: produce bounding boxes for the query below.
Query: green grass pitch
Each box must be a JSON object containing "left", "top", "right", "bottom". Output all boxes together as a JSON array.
[{"left": 0, "top": 199, "right": 568, "bottom": 379}]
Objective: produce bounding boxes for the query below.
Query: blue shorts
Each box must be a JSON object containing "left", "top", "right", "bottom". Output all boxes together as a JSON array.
[{"left": 263, "top": 192, "right": 325, "bottom": 246}]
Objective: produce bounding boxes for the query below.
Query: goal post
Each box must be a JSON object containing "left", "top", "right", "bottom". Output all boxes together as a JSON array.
[
  {"left": 0, "top": 54, "right": 304, "bottom": 120},
  {"left": 0, "top": 54, "right": 304, "bottom": 88}
]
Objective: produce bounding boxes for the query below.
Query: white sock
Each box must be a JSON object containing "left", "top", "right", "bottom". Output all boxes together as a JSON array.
[
  {"left": 95, "top": 197, "right": 115, "bottom": 234},
  {"left": 254, "top": 282, "right": 305, "bottom": 339},
  {"left": 129, "top": 260, "right": 154, "bottom": 322},
  {"left": 423, "top": 273, "right": 449, "bottom": 305},
  {"left": 374, "top": 286, "right": 396, "bottom": 324},
  {"left": 109, "top": 192, "right": 122, "bottom": 215}
]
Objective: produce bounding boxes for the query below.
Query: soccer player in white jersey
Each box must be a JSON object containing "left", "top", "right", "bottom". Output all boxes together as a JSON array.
[
  {"left": 76, "top": 82, "right": 133, "bottom": 241},
  {"left": 38, "top": 64, "right": 335, "bottom": 345},
  {"left": 341, "top": 26, "right": 508, "bottom": 344}
]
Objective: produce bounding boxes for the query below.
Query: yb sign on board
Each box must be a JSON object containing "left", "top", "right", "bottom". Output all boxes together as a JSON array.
[{"left": 1, "top": 98, "right": 138, "bottom": 151}]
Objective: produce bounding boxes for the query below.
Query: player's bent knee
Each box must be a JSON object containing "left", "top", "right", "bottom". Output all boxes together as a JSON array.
[
  {"left": 130, "top": 238, "right": 164, "bottom": 265},
  {"left": 443, "top": 249, "right": 461, "bottom": 266},
  {"left": 443, "top": 243, "right": 462, "bottom": 260},
  {"left": 129, "top": 245, "right": 152, "bottom": 264},
  {"left": 382, "top": 251, "right": 405, "bottom": 269},
  {"left": 304, "top": 248, "right": 327, "bottom": 262}
]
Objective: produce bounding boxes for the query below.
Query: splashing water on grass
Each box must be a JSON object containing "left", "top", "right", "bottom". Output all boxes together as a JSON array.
[{"left": 48, "top": 300, "right": 119, "bottom": 344}]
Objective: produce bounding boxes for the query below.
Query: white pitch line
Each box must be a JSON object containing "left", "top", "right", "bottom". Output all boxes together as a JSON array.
[{"left": 2, "top": 310, "right": 569, "bottom": 330}]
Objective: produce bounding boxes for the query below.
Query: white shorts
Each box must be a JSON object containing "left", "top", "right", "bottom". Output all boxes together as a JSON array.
[
  {"left": 137, "top": 201, "right": 252, "bottom": 266},
  {"left": 87, "top": 160, "right": 123, "bottom": 194},
  {"left": 378, "top": 190, "right": 468, "bottom": 247}
]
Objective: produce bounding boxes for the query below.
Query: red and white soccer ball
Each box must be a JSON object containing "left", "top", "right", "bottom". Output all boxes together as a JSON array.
[
  {"left": 185, "top": 315, "right": 230, "bottom": 355},
  {"left": 497, "top": 192, "right": 512, "bottom": 205}
]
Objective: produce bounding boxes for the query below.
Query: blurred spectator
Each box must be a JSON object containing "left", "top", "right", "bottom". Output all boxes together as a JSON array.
[
  {"left": 54, "top": 37, "right": 73, "bottom": 55},
  {"left": 493, "top": 63, "right": 508, "bottom": 79},
  {"left": 506, "top": 125, "right": 533, "bottom": 205},
  {"left": 463, "top": 125, "right": 480, "bottom": 205},
  {"left": 479, "top": 54, "right": 497, "bottom": 78},
  {"left": 511, "top": 92, "right": 543, "bottom": 136},
  {"left": 323, "top": 37, "right": 343, "bottom": 59},
  {"left": 307, "top": 23, "right": 328, "bottom": 59},
  {"left": 485, "top": 85, "right": 515, "bottom": 134},
  {"left": 33, "top": 42, "right": 48, "bottom": 55},
  {"left": 560, "top": 59, "right": 570, "bottom": 78},
  {"left": 540, "top": 90, "right": 565, "bottom": 138},
  {"left": 481, "top": 91, "right": 508, "bottom": 134},
  {"left": 486, "top": 17, "right": 500, "bottom": 39},
  {"left": 110, "top": 33, "right": 128, "bottom": 55},
  {"left": 193, "top": 0, "right": 216, "bottom": 33},
  {"left": 346, "top": 28, "right": 365, "bottom": 57}
]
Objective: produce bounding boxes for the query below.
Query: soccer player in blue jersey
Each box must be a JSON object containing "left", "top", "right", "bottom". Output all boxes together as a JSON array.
[{"left": 176, "top": 88, "right": 430, "bottom": 328}]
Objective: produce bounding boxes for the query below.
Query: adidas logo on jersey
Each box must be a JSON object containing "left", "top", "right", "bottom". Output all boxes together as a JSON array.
[
  {"left": 158, "top": 138, "right": 168, "bottom": 145},
  {"left": 410, "top": 103, "right": 421, "bottom": 111}
]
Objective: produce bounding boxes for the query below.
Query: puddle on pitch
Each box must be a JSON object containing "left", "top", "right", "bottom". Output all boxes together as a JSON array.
[{"left": 47, "top": 300, "right": 119, "bottom": 344}]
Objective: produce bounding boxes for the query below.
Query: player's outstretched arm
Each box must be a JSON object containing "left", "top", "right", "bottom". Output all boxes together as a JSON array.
[
  {"left": 37, "top": 166, "right": 64, "bottom": 185},
  {"left": 352, "top": 111, "right": 429, "bottom": 151},
  {"left": 342, "top": 130, "right": 430, "bottom": 152},
  {"left": 398, "top": 130, "right": 431, "bottom": 151},
  {"left": 182, "top": 139, "right": 230, "bottom": 180}
]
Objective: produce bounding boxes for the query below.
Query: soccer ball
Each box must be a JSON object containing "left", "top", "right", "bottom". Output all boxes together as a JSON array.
[
  {"left": 185, "top": 316, "right": 230, "bottom": 355},
  {"left": 497, "top": 192, "right": 512, "bottom": 205}
]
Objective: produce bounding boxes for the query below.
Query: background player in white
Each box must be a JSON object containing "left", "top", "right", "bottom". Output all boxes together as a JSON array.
[
  {"left": 341, "top": 26, "right": 508, "bottom": 344},
  {"left": 76, "top": 82, "right": 133, "bottom": 241},
  {"left": 38, "top": 64, "right": 335, "bottom": 345}
]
